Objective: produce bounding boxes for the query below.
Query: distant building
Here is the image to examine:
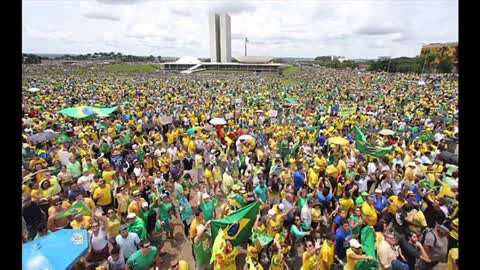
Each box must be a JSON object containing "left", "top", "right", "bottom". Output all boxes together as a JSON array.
[
  {"left": 209, "top": 12, "right": 231, "bottom": 63},
  {"left": 378, "top": 56, "right": 391, "bottom": 60}
]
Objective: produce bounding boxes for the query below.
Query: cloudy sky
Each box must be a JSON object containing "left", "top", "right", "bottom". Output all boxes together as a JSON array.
[{"left": 23, "top": 0, "right": 458, "bottom": 59}]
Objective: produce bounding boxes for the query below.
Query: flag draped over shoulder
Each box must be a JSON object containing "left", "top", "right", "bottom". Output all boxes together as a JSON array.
[
  {"left": 210, "top": 229, "right": 226, "bottom": 264},
  {"left": 56, "top": 200, "right": 91, "bottom": 218},
  {"left": 58, "top": 106, "right": 118, "bottom": 119},
  {"left": 355, "top": 225, "right": 379, "bottom": 270},
  {"left": 211, "top": 201, "right": 260, "bottom": 247},
  {"left": 353, "top": 126, "right": 394, "bottom": 157}
]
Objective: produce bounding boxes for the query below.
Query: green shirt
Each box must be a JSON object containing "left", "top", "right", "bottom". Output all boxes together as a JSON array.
[
  {"left": 200, "top": 201, "right": 215, "bottom": 221},
  {"left": 350, "top": 214, "right": 361, "bottom": 235},
  {"left": 298, "top": 194, "right": 311, "bottom": 211},
  {"left": 193, "top": 234, "right": 212, "bottom": 267},
  {"left": 159, "top": 202, "right": 173, "bottom": 221},
  {"left": 128, "top": 218, "right": 147, "bottom": 241},
  {"left": 140, "top": 208, "right": 151, "bottom": 225},
  {"left": 127, "top": 246, "right": 158, "bottom": 270}
]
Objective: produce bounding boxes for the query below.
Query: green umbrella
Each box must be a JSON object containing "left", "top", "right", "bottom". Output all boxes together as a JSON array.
[{"left": 56, "top": 133, "right": 72, "bottom": 144}]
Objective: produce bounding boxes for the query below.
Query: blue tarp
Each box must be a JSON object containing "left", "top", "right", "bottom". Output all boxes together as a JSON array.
[{"left": 23, "top": 229, "right": 89, "bottom": 270}]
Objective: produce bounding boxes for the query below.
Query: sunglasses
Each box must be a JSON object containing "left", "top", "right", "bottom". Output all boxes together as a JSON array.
[
  {"left": 107, "top": 211, "right": 114, "bottom": 214},
  {"left": 92, "top": 224, "right": 99, "bottom": 228},
  {"left": 55, "top": 202, "right": 62, "bottom": 206},
  {"left": 142, "top": 245, "right": 151, "bottom": 249}
]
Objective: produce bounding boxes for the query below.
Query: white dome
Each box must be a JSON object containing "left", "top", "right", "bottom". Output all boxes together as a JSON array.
[{"left": 175, "top": 56, "right": 201, "bottom": 64}]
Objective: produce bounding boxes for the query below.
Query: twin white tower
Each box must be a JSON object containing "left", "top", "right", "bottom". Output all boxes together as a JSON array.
[{"left": 209, "top": 12, "right": 231, "bottom": 63}]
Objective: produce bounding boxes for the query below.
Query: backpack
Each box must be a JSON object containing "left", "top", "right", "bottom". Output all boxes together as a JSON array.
[{"left": 422, "top": 228, "right": 437, "bottom": 247}]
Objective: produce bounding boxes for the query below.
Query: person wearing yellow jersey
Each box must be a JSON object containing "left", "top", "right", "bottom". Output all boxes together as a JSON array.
[
  {"left": 362, "top": 195, "right": 378, "bottom": 226},
  {"left": 302, "top": 239, "right": 321, "bottom": 270},
  {"left": 339, "top": 190, "right": 355, "bottom": 214},
  {"left": 345, "top": 239, "right": 374, "bottom": 270},
  {"left": 93, "top": 179, "right": 113, "bottom": 214},
  {"left": 319, "top": 233, "right": 337, "bottom": 270},
  {"left": 214, "top": 240, "right": 239, "bottom": 270},
  {"left": 448, "top": 218, "right": 458, "bottom": 250},
  {"left": 269, "top": 240, "right": 284, "bottom": 270},
  {"left": 387, "top": 193, "right": 407, "bottom": 216},
  {"left": 325, "top": 160, "right": 340, "bottom": 179},
  {"left": 70, "top": 212, "right": 92, "bottom": 230},
  {"left": 307, "top": 166, "right": 320, "bottom": 190},
  {"left": 314, "top": 153, "right": 327, "bottom": 173}
]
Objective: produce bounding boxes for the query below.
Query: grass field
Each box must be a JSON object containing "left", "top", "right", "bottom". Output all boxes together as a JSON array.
[
  {"left": 280, "top": 65, "right": 300, "bottom": 76},
  {"left": 104, "top": 64, "right": 160, "bottom": 73}
]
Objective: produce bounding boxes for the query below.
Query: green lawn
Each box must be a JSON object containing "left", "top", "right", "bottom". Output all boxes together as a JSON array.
[
  {"left": 104, "top": 64, "right": 160, "bottom": 73},
  {"left": 280, "top": 65, "right": 300, "bottom": 76}
]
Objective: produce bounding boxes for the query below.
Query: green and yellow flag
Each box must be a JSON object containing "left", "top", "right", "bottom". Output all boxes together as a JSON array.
[
  {"left": 211, "top": 201, "right": 260, "bottom": 247},
  {"left": 56, "top": 200, "right": 91, "bottom": 218},
  {"left": 355, "top": 225, "right": 379, "bottom": 270},
  {"left": 58, "top": 106, "right": 118, "bottom": 119},
  {"left": 354, "top": 126, "right": 394, "bottom": 158}
]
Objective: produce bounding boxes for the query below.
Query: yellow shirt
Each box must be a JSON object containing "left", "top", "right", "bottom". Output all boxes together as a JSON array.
[
  {"left": 128, "top": 199, "right": 146, "bottom": 216},
  {"left": 102, "top": 170, "right": 116, "bottom": 182},
  {"left": 388, "top": 196, "right": 406, "bottom": 215},
  {"left": 302, "top": 251, "right": 319, "bottom": 270},
  {"left": 319, "top": 240, "right": 335, "bottom": 270},
  {"left": 312, "top": 207, "right": 322, "bottom": 223},
  {"left": 70, "top": 216, "right": 92, "bottom": 230},
  {"left": 189, "top": 218, "right": 206, "bottom": 241},
  {"left": 82, "top": 198, "right": 96, "bottom": 217},
  {"left": 407, "top": 210, "right": 427, "bottom": 233},
  {"left": 339, "top": 198, "right": 354, "bottom": 213},
  {"left": 107, "top": 217, "right": 121, "bottom": 238},
  {"left": 308, "top": 169, "right": 319, "bottom": 189},
  {"left": 204, "top": 169, "right": 213, "bottom": 185},
  {"left": 215, "top": 247, "right": 238, "bottom": 270},
  {"left": 247, "top": 245, "right": 259, "bottom": 261},
  {"left": 447, "top": 248, "right": 459, "bottom": 270},
  {"left": 362, "top": 202, "right": 378, "bottom": 226},
  {"left": 267, "top": 215, "right": 282, "bottom": 238},
  {"left": 270, "top": 253, "right": 284, "bottom": 270},
  {"left": 177, "top": 150, "right": 186, "bottom": 161},
  {"left": 325, "top": 165, "right": 339, "bottom": 178},
  {"left": 345, "top": 248, "right": 360, "bottom": 270},
  {"left": 116, "top": 193, "right": 130, "bottom": 213},
  {"left": 93, "top": 184, "right": 113, "bottom": 206},
  {"left": 437, "top": 182, "right": 455, "bottom": 198}
]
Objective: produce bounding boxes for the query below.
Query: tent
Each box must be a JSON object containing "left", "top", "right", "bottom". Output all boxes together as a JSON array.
[{"left": 23, "top": 229, "right": 89, "bottom": 270}]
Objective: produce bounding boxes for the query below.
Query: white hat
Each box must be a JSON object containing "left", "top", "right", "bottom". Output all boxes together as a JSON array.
[
  {"left": 407, "top": 162, "right": 417, "bottom": 168},
  {"left": 414, "top": 158, "right": 422, "bottom": 163},
  {"left": 127, "top": 212, "right": 136, "bottom": 219},
  {"left": 202, "top": 193, "right": 210, "bottom": 200},
  {"left": 278, "top": 203, "right": 285, "bottom": 212},
  {"left": 422, "top": 157, "right": 432, "bottom": 165},
  {"left": 142, "top": 202, "right": 148, "bottom": 208},
  {"left": 268, "top": 209, "right": 276, "bottom": 217},
  {"left": 350, "top": 239, "right": 362, "bottom": 248},
  {"left": 375, "top": 188, "right": 383, "bottom": 193}
]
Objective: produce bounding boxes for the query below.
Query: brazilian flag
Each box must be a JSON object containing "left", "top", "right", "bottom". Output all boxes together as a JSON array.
[
  {"left": 56, "top": 200, "right": 91, "bottom": 218},
  {"left": 354, "top": 126, "right": 394, "bottom": 158},
  {"left": 211, "top": 201, "right": 260, "bottom": 246},
  {"left": 355, "top": 225, "right": 379, "bottom": 270},
  {"left": 58, "top": 106, "right": 118, "bottom": 119}
]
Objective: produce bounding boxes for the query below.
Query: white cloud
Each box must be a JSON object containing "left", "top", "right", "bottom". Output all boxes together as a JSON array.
[{"left": 22, "top": 0, "right": 458, "bottom": 59}]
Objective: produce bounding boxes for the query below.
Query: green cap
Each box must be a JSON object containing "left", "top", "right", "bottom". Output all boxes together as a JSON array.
[
  {"left": 356, "top": 197, "right": 365, "bottom": 205},
  {"left": 361, "top": 191, "right": 369, "bottom": 196}
]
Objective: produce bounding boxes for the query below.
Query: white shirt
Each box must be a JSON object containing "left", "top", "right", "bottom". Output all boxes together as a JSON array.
[
  {"left": 167, "top": 146, "right": 178, "bottom": 161},
  {"left": 301, "top": 205, "right": 312, "bottom": 226},
  {"left": 90, "top": 229, "right": 108, "bottom": 251},
  {"left": 115, "top": 232, "right": 140, "bottom": 259},
  {"left": 133, "top": 167, "right": 143, "bottom": 178},
  {"left": 77, "top": 174, "right": 94, "bottom": 191},
  {"left": 391, "top": 179, "right": 405, "bottom": 195},
  {"left": 358, "top": 176, "right": 370, "bottom": 192},
  {"left": 392, "top": 158, "right": 404, "bottom": 168},
  {"left": 434, "top": 133, "right": 445, "bottom": 143},
  {"left": 368, "top": 162, "right": 377, "bottom": 175},
  {"left": 380, "top": 180, "right": 392, "bottom": 192}
]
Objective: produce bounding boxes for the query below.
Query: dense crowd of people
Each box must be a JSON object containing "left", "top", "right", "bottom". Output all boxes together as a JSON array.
[{"left": 21, "top": 64, "right": 458, "bottom": 270}]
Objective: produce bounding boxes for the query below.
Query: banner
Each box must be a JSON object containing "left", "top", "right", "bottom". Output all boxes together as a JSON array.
[
  {"left": 354, "top": 126, "right": 394, "bottom": 158},
  {"left": 225, "top": 113, "right": 233, "bottom": 120},
  {"left": 339, "top": 105, "right": 358, "bottom": 118},
  {"left": 56, "top": 200, "right": 91, "bottom": 218},
  {"left": 59, "top": 106, "right": 118, "bottom": 119},
  {"left": 355, "top": 226, "right": 379, "bottom": 270},
  {"left": 211, "top": 201, "right": 260, "bottom": 246}
]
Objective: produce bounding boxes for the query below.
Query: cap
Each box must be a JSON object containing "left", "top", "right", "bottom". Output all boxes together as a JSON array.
[
  {"left": 278, "top": 203, "right": 285, "bottom": 212},
  {"left": 268, "top": 209, "right": 277, "bottom": 217},
  {"left": 407, "top": 162, "right": 417, "bottom": 167},
  {"left": 120, "top": 224, "right": 129, "bottom": 231},
  {"left": 407, "top": 191, "right": 415, "bottom": 196},
  {"left": 142, "top": 202, "right": 148, "bottom": 208},
  {"left": 202, "top": 193, "right": 210, "bottom": 200},
  {"left": 350, "top": 239, "right": 362, "bottom": 248},
  {"left": 375, "top": 189, "right": 382, "bottom": 193},
  {"left": 355, "top": 197, "right": 364, "bottom": 205},
  {"left": 232, "top": 184, "right": 240, "bottom": 191},
  {"left": 361, "top": 191, "right": 369, "bottom": 196},
  {"left": 414, "top": 158, "right": 422, "bottom": 163},
  {"left": 127, "top": 212, "right": 136, "bottom": 219},
  {"left": 132, "top": 190, "right": 141, "bottom": 196}
]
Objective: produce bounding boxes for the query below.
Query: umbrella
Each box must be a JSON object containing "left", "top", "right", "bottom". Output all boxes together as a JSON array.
[
  {"left": 56, "top": 133, "right": 72, "bottom": 144},
  {"left": 23, "top": 229, "right": 89, "bottom": 270},
  {"left": 160, "top": 116, "right": 173, "bottom": 125},
  {"left": 187, "top": 128, "right": 197, "bottom": 135},
  {"left": 28, "top": 88, "right": 40, "bottom": 93},
  {"left": 202, "top": 124, "right": 215, "bottom": 131},
  {"left": 27, "top": 132, "right": 57, "bottom": 143},
  {"left": 209, "top": 118, "right": 227, "bottom": 125},
  {"left": 142, "top": 123, "right": 155, "bottom": 130},
  {"left": 328, "top": 137, "right": 349, "bottom": 145},
  {"left": 378, "top": 129, "right": 395, "bottom": 136},
  {"left": 284, "top": 97, "right": 298, "bottom": 103}
]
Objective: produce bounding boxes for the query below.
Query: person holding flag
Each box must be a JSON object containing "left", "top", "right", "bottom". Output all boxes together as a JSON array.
[{"left": 193, "top": 222, "right": 212, "bottom": 270}]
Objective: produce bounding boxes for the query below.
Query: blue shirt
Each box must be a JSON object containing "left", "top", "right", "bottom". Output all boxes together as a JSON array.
[
  {"left": 409, "top": 184, "right": 423, "bottom": 203},
  {"left": 373, "top": 195, "right": 388, "bottom": 212},
  {"left": 254, "top": 185, "right": 268, "bottom": 203},
  {"left": 335, "top": 227, "right": 351, "bottom": 259},
  {"left": 293, "top": 171, "right": 305, "bottom": 192}
]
